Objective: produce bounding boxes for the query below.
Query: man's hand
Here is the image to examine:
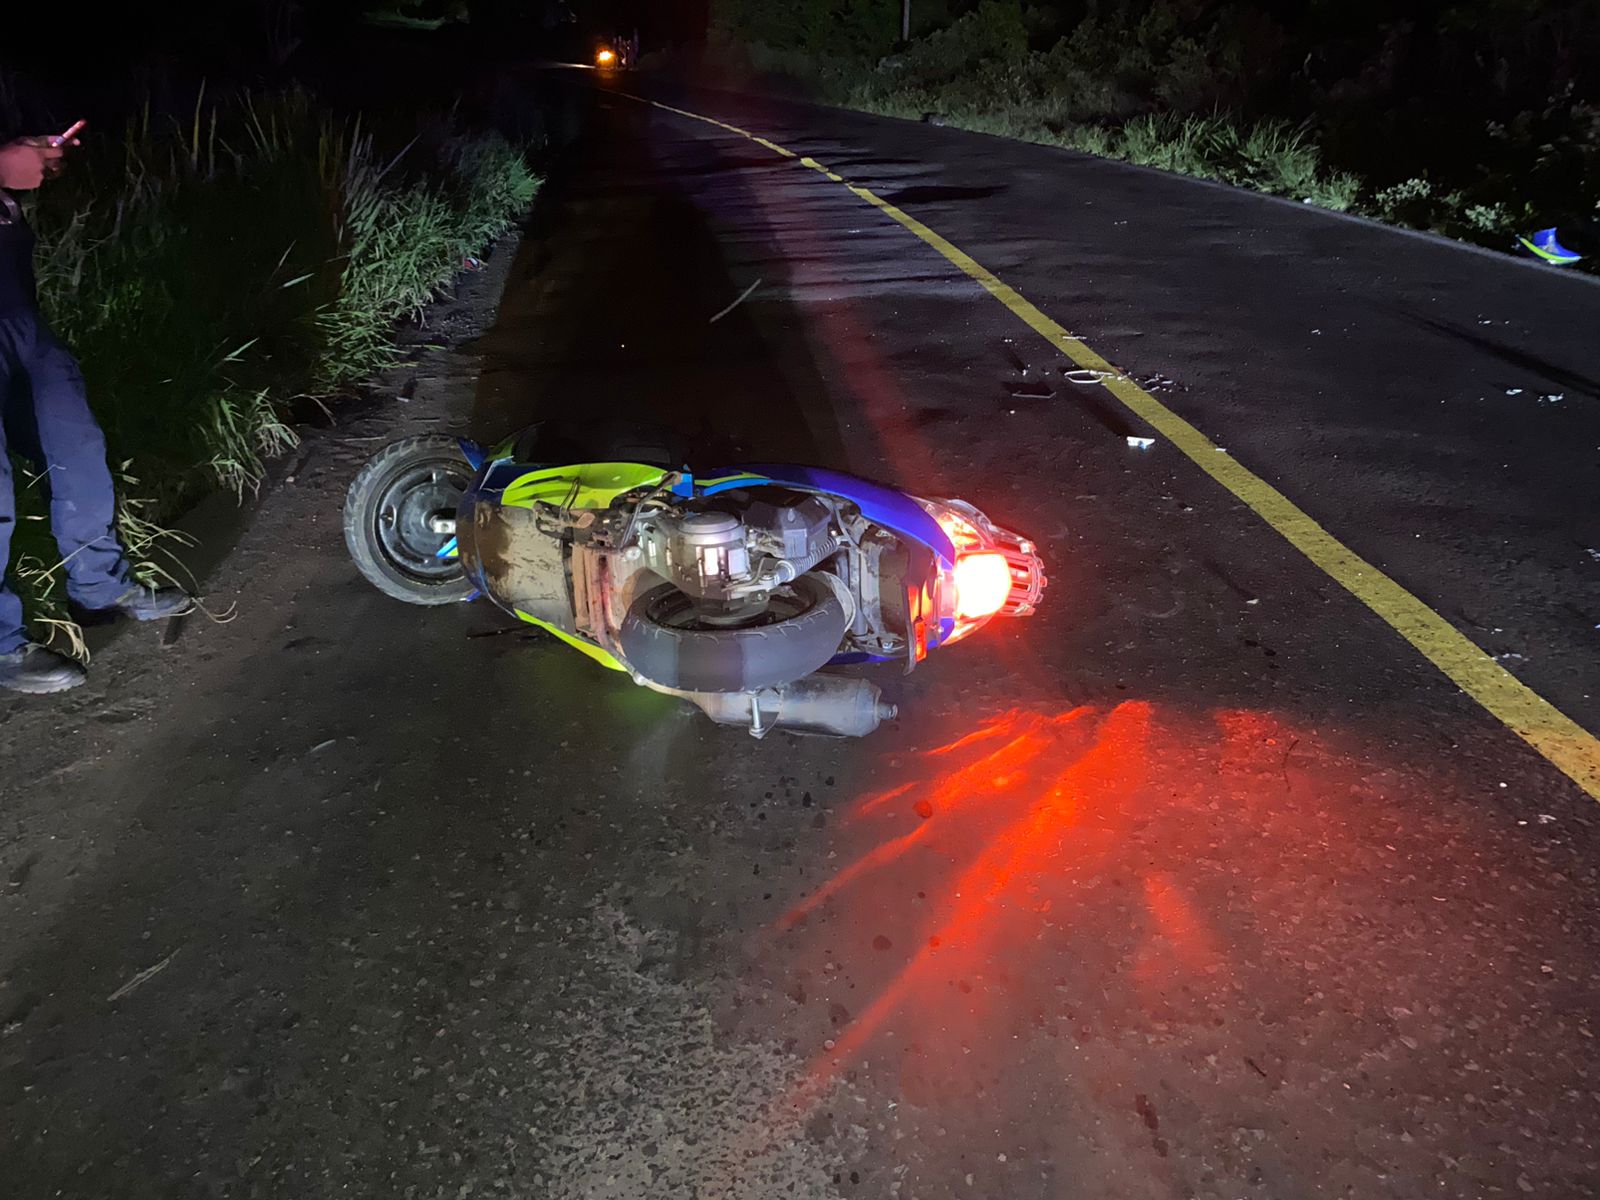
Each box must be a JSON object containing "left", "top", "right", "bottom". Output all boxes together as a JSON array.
[{"left": 0, "top": 139, "right": 67, "bottom": 191}]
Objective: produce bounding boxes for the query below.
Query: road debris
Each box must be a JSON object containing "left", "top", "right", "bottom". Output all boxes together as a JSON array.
[
  {"left": 709, "top": 278, "right": 762, "bottom": 324},
  {"left": 1063, "top": 368, "right": 1123, "bottom": 386},
  {"left": 1007, "top": 381, "right": 1053, "bottom": 398},
  {"left": 1127, "top": 436, "right": 1156, "bottom": 449},
  {"left": 1518, "top": 227, "right": 1581, "bottom": 265},
  {"left": 108, "top": 951, "right": 177, "bottom": 1002}
]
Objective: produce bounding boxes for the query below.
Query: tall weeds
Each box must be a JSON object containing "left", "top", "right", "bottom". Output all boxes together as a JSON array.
[
  {"left": 10, "top": 90, "right": 538, "bottom": 636},
  {"left": 693, "top": 0, "right": 1593, "bottom": 244},
  {"left": 680, "top": 19, "right": 1362, "bottom": 215}
]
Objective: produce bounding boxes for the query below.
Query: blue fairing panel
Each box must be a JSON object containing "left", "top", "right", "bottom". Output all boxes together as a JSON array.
[{"left": 698, "top": 464, "right": 956, "bottom": 566}]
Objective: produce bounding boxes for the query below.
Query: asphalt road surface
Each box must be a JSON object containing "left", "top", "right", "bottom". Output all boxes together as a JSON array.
[{"left": 4, "top": 68, "right": 1600, "bottom": 1199}]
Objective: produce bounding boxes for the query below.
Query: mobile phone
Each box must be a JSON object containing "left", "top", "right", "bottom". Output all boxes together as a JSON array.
[{"left": 50, "top": 120, "right": 86, "bottom": 148}]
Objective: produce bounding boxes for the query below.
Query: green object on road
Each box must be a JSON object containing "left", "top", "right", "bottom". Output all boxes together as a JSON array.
[{"left": 1518, "top": 227, "right": 1581, "bottom": 265}]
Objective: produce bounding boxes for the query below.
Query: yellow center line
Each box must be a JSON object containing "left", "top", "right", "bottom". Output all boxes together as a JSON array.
[{"left": 629, "top": 92, "right": 1600, "bottom": 803}]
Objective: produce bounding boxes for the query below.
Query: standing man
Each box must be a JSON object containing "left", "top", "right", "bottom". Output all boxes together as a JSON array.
[{"left": 0, "top": 132, "right": 193, "bottom": 694}]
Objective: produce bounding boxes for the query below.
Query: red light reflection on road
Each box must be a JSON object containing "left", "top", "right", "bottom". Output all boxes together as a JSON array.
[
  {"left": 781, "top": 710, "right": 1090, "bottom": 932},
  {"left": 1133, "top": 871, "right": 1224, "bottom": 989},
  {"left": 749, "top": 693, "right": 1566, "bottom": 1200},
  {"left": 778, "top": 701, "right": 1171, "bottom": 1113},
  {"left": 764, "top": 697, "right": 1418, "bottom": 1129}
]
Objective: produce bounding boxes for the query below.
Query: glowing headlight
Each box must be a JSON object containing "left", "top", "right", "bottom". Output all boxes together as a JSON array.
[
  {"left": 913, "top": 496, "right": 1047, "bottom": 646},
  {"left": 953, "top": 551, "right": 1013, "bottom": 620}
]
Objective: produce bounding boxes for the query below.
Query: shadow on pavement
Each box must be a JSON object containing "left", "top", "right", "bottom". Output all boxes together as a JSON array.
[
  {"left": 468, "top": 88, "right": 848, "bottom": 471},
  {"left": 1402, "top": 310, "right": 1600, "bottom": 401}
]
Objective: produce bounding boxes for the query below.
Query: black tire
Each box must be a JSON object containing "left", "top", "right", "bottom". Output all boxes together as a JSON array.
[
  {"left": 617, "top": 574, "right": 850, "bottom": 693},
  {"left": 344, "top": 434, "right": 475, "bottom": 606}
]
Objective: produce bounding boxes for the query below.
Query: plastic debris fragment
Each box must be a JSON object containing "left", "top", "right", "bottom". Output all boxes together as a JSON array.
[
  {"left": 1517, "top": 228, "right": 1581, "bottom": 265},
  {"left": 1126, "top": 436, "right": 1155, "bottom": 449},
  {"left": 709, "top": 278, "right": 761, "bottom": 324},
  {"left": 1063, "top": 368, "right": 1122, "bottom": 385},
  {"left": 1007, "top": 380, "right": 1054, "bottom": 398}
]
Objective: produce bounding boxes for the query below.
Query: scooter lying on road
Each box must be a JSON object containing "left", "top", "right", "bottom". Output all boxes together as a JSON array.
[{"left": 344, "top": 428, "right": 1046, "bottom": 737}]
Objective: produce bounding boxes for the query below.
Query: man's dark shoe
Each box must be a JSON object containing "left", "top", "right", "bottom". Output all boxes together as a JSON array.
[
  {"left": 0, "top": 645, "right": 87, "bottom": 694},
  {"left": 111, "top": 586, "right": 196, "bottom": 622}
]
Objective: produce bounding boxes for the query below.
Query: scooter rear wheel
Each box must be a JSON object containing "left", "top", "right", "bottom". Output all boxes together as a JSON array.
[
  {"left": 618, "top": 575, "right": 849, "bottom": 693},
  {"left": 344, "top": 434, "right": 475, "bottom": 606}
]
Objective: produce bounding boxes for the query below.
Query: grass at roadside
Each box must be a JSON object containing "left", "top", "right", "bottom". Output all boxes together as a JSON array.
[
  {"left": 859, "top": 100, "right": 1362, "bottom": 212},
  {"left": 649, "top": 33, "right": 1362, "bottom": 213},
  {"left": 10, "top": 90, "right": 538, "bottom": 644},
  {"left": 659, "top": 0, "right": 1598, "bottom": 260}
]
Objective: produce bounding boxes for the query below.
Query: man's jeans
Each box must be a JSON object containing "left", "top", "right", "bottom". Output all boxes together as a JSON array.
[{"left": 0, "top": 313, "right": 130, "bottom": 653}]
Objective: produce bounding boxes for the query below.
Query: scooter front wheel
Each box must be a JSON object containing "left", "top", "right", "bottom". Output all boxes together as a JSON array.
[{"left": 344, "top": 434, "right": 475, "bottom": 606}]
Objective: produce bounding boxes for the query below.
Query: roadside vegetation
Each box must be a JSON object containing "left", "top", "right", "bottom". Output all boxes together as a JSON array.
[
  {"left": 12, "top": 90, "right": 538, "bottom": 640},
  {"left": 363, "top": 1, "right": 469, "bottom": 31},
  {"left": 672, "top": 0, "right": 1599, "bottom": 263}
]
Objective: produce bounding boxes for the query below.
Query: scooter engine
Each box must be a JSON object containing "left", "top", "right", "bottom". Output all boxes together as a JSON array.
[
  {"left": 662, "top": 511, "right": 752, "bottom": 596},
  {"left": 637, "top": 493, "right": 839, "bottom": 607}
]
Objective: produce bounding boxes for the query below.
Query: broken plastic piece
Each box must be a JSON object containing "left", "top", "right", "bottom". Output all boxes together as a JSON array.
[
  {"left": 1518, "top": 228, "right": 1581, "bottom": 265},
  {"left": 1064, "top": 368, "right": 1119, "bottom": 385},
  {"left": 1007, "top": 381, "right": 1054, "bottom": 398},
  {"left": 1126, "top": 436, "right": 1155, "bottom": 449},
  {"left": 709, "top": 278, "right": 761, "bottom": 324}
]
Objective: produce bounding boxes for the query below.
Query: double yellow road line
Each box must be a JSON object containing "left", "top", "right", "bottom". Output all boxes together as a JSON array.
[{"left": 635, "top": 95, "right": 1600, "bottom": 803}]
